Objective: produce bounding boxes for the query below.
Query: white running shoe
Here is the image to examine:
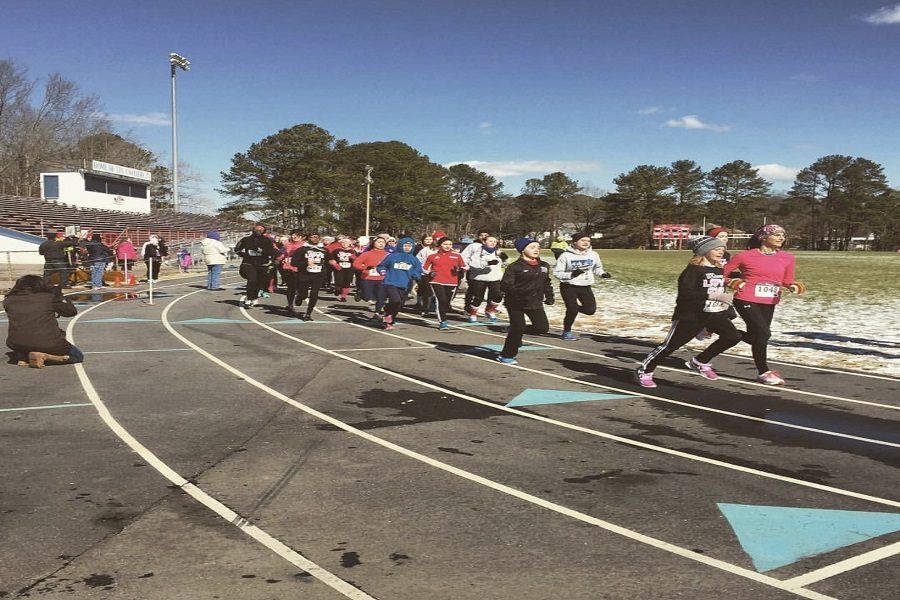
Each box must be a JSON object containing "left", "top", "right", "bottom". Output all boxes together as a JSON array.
[{"left": 758, "top": 370, "right": 785, "bottom": 385}]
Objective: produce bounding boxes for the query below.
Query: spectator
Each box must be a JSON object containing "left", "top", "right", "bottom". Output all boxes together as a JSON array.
[
  {"left": 38, "top": 232, "right": 70, "bottom": 287},
  {"left": 201, "top": 231, "right": 229, "bottom": 290},
  {"left": 3, "top": 275, "right": 84, "bottom": 368},
  {"left": 115, "top": 236, "right": 138, "bottom": 274},
  {"left": 81, "top": 233, "right": 111, "bottom": 289}
]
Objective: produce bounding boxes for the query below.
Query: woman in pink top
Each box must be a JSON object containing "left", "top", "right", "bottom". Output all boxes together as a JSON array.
[
  {"left": 723, "top": 224, "right": 807, "bottom": 385},
  {"left": 352, "top": 237, "right": 389, "bottom": 318}
]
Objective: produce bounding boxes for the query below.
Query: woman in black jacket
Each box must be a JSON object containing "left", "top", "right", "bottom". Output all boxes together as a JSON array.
[
  {"left": 496, "top": 237, "right": 554, "bottom": 365},
  {"left": 3, "top": 275, "right": 84, "bottom": 368}
]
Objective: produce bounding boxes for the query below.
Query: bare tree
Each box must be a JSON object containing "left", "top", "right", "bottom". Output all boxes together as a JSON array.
[{"left": 0, "top": 59, "right": 108, "bottom": 196}]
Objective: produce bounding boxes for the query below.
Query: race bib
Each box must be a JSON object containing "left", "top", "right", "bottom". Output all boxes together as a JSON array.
[
  {"left": 368, "top": 268, "right": 380, "bottom": 277},
  {"left": 754, "top": 283, "right": 781, "bottom": 298},
  {"left": 247, "top": 249, "right": 261, "bottom": 257},
  {"left": 703, "top": 300, "right": 729, "bottom": 313},
  {"left": 307, "top": 264, "right": 322, "bottom": 273},
  {"left": 339, "top": 261, "right": 351, "bottom": 268},
  {"left": 394, "top": 261, "right": 411, "bottom": 271}
]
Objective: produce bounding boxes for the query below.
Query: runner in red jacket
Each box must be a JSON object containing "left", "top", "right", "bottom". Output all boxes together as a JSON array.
[{"left": 422, "top": 236, "right": 468, "bottom": 330}]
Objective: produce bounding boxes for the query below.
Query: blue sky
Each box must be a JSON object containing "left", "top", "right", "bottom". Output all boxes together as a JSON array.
[{"left": 4, "top": 1, "right": 900, "bottom": 209}]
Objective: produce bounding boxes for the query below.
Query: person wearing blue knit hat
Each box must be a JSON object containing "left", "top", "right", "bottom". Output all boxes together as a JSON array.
[
  {"left": 496, "top": 238, "right": 554, "bottom": 365},
  {"left": 376, "top": 237, "right": 423, "bottom": 330}
]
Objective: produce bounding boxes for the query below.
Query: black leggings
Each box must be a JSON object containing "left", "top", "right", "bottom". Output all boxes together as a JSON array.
[
  {"left": 559, "top": 282, "right": 596, "bottom": 331},
  {"left": 430, "top": 283, "right": 456, "bottom": 321},
  {"left": 467, "top": 280, "right": 503, "bottom": 307},
  {"left": 500, "top": 308, "right": 549, "bottom": 358},
  {"left": 294, "top": 274, "right": 324, "bottom": 314},
  {"left": 640, "top": 315, "right": 743, "bottom": 373},
  {"left": 735, "top": 301, "right": 777, "bottom": 374}
]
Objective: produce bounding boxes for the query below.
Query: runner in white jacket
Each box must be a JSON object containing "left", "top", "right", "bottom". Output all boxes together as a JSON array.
[
  {"left": 464, "top": 235, "right": 507, "bottom": 322},
  {"left": 552, "top": 232, "right": 607, "bottom": 340}
]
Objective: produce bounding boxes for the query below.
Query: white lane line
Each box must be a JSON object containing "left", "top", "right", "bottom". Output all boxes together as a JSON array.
[
  {"left": 310, "top": 310, "right": 900, "bottom": 450},
  {"left": 86, "top": 348, "right": 192, "bottom": 354},
  {"left": 781, "top": 540, "right": 900, "bottom": 589},
  {"left": 333, "top": 347, "right": 428, "bottom": 352},
  {"left": 64, "top": 295, "right": 378, "bottom": 600},
  {"left": 162, "top": 294, "right": 837, "bottom": 600},
  {"left": 431, "top": 314, "right": 900, "bottom": 412},
  {"left": 0, "top": 403, "right": 93, "bottom": 412}
]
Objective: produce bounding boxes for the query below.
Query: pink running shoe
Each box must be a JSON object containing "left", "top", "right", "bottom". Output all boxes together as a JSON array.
[
  {"left": 635, "top": 370, "right": 657, "bottom": 388},
  {"left": 685, "top": 357, "right": 718, "bottom": 380},
  {"left": 758, "top": 370, "right": 785, "bottom": 385}
]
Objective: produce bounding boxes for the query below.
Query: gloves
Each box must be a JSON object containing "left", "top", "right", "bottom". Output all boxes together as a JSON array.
[
  {"left": 788, "top": 281, "right": 807, "bottom": 294},
  {"left": 487, "top": 259, "right": 499, "bottom": 266},
  {"left": 727, "top": 278, "right": 746, "bottom": 291},
  {"left": 569, "top": 269, "right": 585, "bottom": 278},
  {"left": 422, "top": 271, "right": 436, "bottom": 281},
  {"left": 544, "top": 296, "right": 555, "bottom": 306},
  {"left": 499, "top": 252, "right": 509, "bottom": 261},
  {"left": 332, "top": 263, "right": 342, "bottom": 271},
  {"left": 707, "top": 291, "right": 733, "bottom": 305},
  {"left": 451, "top": 266, "right": 460, "bottom": 275},
  {"left": 600, "top": 272, "right": 611, "bottom": 279},
  {"left": 377, "top": 267, "right": 387, "bottom": 276}
]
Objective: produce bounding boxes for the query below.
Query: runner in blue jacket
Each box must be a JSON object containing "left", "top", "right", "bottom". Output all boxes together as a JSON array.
[{"left": 377, "top": 237, "right": 423, "bottom": 330}]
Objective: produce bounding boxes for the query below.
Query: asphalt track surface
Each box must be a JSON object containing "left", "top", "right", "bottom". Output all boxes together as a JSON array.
[{"left": 2, "top": 273, "right": 899, "bottom": 599}]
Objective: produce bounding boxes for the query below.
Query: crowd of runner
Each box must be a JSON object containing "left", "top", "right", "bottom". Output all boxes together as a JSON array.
[
  {"left": 218, "top": 223, "right": 806, "bottom": 386},
  {"left": 8, "top": 223, "right": 806, "bottom": 385}
]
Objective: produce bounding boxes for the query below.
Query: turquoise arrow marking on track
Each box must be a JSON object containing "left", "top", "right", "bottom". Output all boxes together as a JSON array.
[
  {"left": 472, "top": 344, "right": 547, "bottom": 353},
  {"left": 506, "top": 388, "right": 635, "bottom": 407},
  {"left": 175, "top": 317, "right": 247, "bottom": 324},
  {"left": 84, "top": 317, "right": 159, "bottom": 323},
  {"left": 718, "top": 503, "right": 900, "bottom": 572}
]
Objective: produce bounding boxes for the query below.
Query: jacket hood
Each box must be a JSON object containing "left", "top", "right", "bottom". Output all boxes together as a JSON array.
[{"left": 397, "top": 237, "right": 416, "bottom": 253}]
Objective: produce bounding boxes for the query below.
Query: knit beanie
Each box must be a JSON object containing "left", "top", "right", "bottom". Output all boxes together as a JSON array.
[
  {"left": 571, "top": 232, "right": 591, "bottom": 244},
  {"left": 514, "top": 237, "right": 536, "bottom": 253},
  {"left": 706, "top": 227, "right": 727, "bottom": 238},
  {"left": 207, "top": 230, "right": 220, "bottom": 240},
  {"left": 755, "top": 224, "right": 785, "bottom": 240},
  {"left": 690, "top": 235, "right": 726, "bottom": 256}
]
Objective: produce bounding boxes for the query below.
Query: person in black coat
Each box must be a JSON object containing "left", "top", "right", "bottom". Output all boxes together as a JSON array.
[
  {"left": 39, "top": 232, "right": 70, "bottom": 286},
  {"left": 496, "top": 237, "right": 554, "bottom": 364},
  {"left": 234, "top": 224, "right": 278, "bottom": 308},
  {"left": 3, "top": 275, "right": 84, "bottom": 368}
]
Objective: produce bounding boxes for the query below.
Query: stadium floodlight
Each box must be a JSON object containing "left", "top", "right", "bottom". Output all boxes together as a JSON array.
[
  {"left": 169, "top": 53, "right": 190, "bottom": 211},
  {"left": 364, "top": 165, "right": 374, "bottom": 238}
]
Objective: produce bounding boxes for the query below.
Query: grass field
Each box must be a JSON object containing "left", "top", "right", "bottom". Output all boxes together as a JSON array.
[{"left": 526, "top": 249, "right": 900, "bottom": 376}]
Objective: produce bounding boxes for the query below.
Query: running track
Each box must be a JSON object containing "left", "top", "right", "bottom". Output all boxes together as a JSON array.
[{"left": 2, "top": 273, "right": 898, "bottom": 599}]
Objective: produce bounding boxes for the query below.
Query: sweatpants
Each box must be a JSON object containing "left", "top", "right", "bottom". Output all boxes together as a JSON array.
[
  {"left": 500, "top": 308, "right": 550, "bottom": 358},
  {"left": 430, "top": 283, "right": 457, "bottom": 322},
  {"left": 360, "top": 279, "right": 387, "bottom": 312},
  {"left": 559, "top": 282, "right": 596, "bottom": 332},
  {"left": 239, "top": 264, "right": 269, "bottom": 301},
  {"left": 639, "top": 315, "right": 742, "bottom": 374},
  {"left": 294, "top": 274, "right": 325, "bottom": 315},
  {"left": 467, "top": 279, "right": 502, "bottom": 308},
  {"left": 384, "top": 285, "right": 409, "bottom": 319}
]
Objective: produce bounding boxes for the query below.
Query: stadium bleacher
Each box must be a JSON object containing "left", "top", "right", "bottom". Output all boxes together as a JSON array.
[{"left": 0, "top": 194, "right": 250, "bottom": 245}]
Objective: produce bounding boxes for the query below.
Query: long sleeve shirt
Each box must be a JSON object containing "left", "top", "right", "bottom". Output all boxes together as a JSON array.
[{"left": 724, "top": 249, "right": 796, "bottom": 306}]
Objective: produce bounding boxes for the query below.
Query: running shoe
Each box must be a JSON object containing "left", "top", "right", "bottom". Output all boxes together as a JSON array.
[
  {"left": 486, "top": 311, "right": 498, "bottom": 322},
  {"left": 239, "top": 294, "right": 247, "bottom": 305},
  {"left": 685, "top": 357, "right": 718, "bottom": 380},
  {"left": 758, "top": 370, "right": 785, "bottom": 385},
  {"left": 561, "top": 331, "right": 578, "bottom": 341},
  {"left": 439, "top": 320, "right": 450, "bottom": 331},
  {"left": 496, "top": 356, "right": 517, "bottom": 365},
  {"left": 301, "top": 313, "right": 313, "bottom": 321},
  {"left": 259, "top": 291, "right": 270, "bottom": 298},
  {"left": 249, "top": 298, "right": 259, "bottom": 307},
  {"left": 635, "top": 370, "right": 657, "bottom": 388},
  {"left": 383, "top": 322, "right": 395, "bottom": 331}
]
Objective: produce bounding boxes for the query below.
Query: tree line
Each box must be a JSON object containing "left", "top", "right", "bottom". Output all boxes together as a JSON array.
[
  {"left": 219, "top": 123, "right": 899, "bottom": 250},
  {"left": 4, "top": 57, "right": 895, "bottom": 249}
]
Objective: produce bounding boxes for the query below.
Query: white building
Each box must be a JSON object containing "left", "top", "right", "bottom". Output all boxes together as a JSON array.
[
  {"left": 40, "top": 160, "right": 151, "bottom": 214},
  {"left": 0, "top": 226, "right": 45, "bottom": 265}
]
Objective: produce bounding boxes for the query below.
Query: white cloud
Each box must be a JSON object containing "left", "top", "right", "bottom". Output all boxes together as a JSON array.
[
  {"left": 637, "top": 106, "right": 663, "bottom": 115},
  {"left": 863, "top": 4, "right": 900, "bottom": 24},
  {"left": 664, "top": 115, "right": 731, "bottom": 132},
  {"left": 104, "top": 112, "right": 171, "bottom": 126},
  {"left": 754, "top": 163, "right": 800, "bottom": 182},
  {"left": 478, "top": 122, "right": 493, "bottom": 134},
  {"left": 444, "top": 160, "right": 601, "bottom": 178}
]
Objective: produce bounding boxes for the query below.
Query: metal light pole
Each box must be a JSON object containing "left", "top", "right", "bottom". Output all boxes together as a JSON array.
[
  {"left": 364, "top": 165, "right": 374, "bottom": 237},
  {"left": 169, "top": 53, "right": 190, "bottom": 212}
]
